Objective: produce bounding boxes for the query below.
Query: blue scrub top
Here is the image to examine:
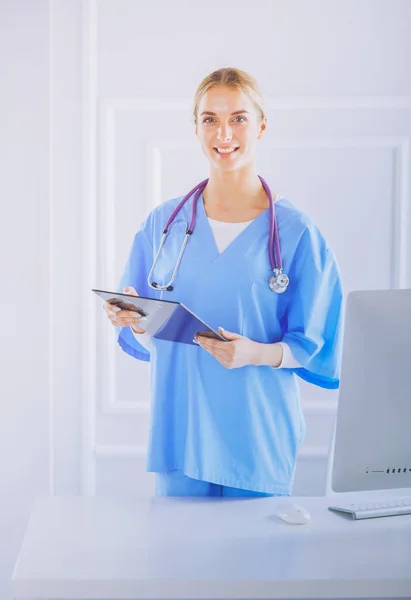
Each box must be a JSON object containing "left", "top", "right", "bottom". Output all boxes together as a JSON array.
[{"left": 116, "top": 192, "right": 344, "bottom": 494}]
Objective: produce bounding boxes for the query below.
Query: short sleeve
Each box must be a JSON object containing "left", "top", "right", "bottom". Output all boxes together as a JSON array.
[
  {"left": 115, "top": 216, "right": 157, "bottom": 362},
  {"left": 280, "top": 226, "right": 344, "bottom": 389}
]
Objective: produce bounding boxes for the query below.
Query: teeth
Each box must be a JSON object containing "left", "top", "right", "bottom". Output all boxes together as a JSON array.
[{"left": 216, "top": 147, "right": 238, "bottom": 154}]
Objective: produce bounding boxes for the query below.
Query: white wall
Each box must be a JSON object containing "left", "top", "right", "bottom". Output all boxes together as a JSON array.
[
  {"left": 0, "top": 2, "right": 50, "bottom": 599},
  {"left": 0, "top": 2, "right": 83, "bottom": 599}
]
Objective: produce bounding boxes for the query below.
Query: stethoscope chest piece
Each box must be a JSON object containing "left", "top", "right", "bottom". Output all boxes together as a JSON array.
[{"left": 268, "top": 269, "right": 289, "bottom": 293}]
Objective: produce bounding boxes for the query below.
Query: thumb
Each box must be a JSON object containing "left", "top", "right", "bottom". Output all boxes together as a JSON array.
[
  {"left": 218, "top": 326, "right": 242, "bottom": 341},
  {"left": 123, "top": 286, "right": 139, "bottom": 296}
]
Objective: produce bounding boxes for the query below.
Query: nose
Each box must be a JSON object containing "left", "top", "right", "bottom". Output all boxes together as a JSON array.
[{"left": 217, "top": 123, "right": 233, "bottom": 142}]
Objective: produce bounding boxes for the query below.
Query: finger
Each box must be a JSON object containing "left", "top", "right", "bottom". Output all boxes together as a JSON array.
[
  {"left": 123, "top": 286, "right": 139, "bottom": 296},
  {"left": 115, "top": 310, "right": 146, "bottom": 320},
  {"left": 197, "top": 342, "right": 228, "bottom": 362},
  {"left": 103, "top": 301, "right": 113, "bottom": 314},
  {"left": 217, "top": 326, "right": 242, "bottom": 341},
  {"left": 122, "top": 315, "right": 147, "bottom": 325},
  {"left": 104, "top": 302, "right": 121, "bottom": 316},
  {"left": 196, "top": 337, "right": 228, "bottom": 353},
  {"left": 107, "top": 311, "right": 142, "bottom": 325},
  {"left": 195, "top": 336, "right": 225, "bottom": 351},
  {"left": 113, "top": 316, "right": 146, "bottom": 327},
  {"left": 130, "top": 325, "right": 146, "bottom": 334},
  {"left": 113, "top": 319, "right": 146, "bottom": 333},
  {"left": 200, "top": 345, "right": 233, "bottom": 366},
  {"left": 104, "top": 307, "right": 119, "bottom": 319}
]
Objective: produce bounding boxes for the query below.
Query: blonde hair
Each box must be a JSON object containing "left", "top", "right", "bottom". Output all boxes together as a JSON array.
[{"left": 193, "top": 67, "right": 266, "bottom": 125}]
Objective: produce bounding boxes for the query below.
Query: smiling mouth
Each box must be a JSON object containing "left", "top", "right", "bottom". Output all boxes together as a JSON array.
[{"left": 214, "top": 147, "right": 240, "bottom": 155}]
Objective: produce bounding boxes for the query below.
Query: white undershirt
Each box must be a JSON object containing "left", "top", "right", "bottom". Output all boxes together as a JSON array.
[
  {"left": 130, "top": 218, "right": 301, "bottom": 369},
  {"left": 207, "top": 216, "right": 254, "bottom": 253}
]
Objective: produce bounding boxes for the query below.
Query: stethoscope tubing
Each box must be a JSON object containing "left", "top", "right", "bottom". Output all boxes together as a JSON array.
[
  {"left": 147, "top": 175, "right": 287, "bottom": 292},
  {"left": 162, "top": 175, "right": 282, "bottom": 271}
]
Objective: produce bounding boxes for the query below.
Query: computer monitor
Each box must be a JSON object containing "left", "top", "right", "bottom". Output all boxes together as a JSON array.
[{"left": 331, "top": 289, "right": 411, "bottom": 493}]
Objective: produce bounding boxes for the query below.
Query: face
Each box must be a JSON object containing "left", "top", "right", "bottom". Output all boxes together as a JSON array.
[{"left": 195, "top": 85, "right": 266, "bottom": 172}]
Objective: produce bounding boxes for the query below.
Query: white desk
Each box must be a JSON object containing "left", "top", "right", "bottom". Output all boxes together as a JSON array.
[{"left": 12, "top": 489, "right": 411, "bottom": 600}]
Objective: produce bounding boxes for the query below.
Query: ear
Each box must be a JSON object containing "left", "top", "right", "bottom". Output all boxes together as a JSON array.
[{"left": 258, "top": 119, "right": 267, "bottom": 140}]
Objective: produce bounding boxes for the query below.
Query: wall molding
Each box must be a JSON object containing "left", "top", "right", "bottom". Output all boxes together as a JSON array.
[
  {"left": 48, "top": 0, "right": 55, "bottom": 498},
  {"left": 95, "top": 444, "right": 147, "bottom": 458},
  {"left": 100, "top": 96, "right": 411, "bottom": 112},
  {"left": 99, "top": 113, "right": 409, "bottom": 413},
  {"left": 103, "top": 396, "right": 150, "bottom": 415},
  {"left": 81, "top": 0, "right": 98, "bottom": 496}
]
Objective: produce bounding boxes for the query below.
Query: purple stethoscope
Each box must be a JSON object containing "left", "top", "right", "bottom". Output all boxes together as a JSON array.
[{"left": 147, "top": 174, "right": 289, "bottom": 294}]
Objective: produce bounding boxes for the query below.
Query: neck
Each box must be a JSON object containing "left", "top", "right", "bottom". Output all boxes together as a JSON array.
[{"left": 203, "top": 166, "right": 268, "bottom": 211}]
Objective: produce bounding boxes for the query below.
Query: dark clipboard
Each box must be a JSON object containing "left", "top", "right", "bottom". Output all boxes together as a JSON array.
[{"left": 92, "top": 289, "right": 227, "bottom": 345}]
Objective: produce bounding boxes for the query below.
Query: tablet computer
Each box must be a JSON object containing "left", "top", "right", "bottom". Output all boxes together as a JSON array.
[{"left": 92, "top": 289, "right": 227, "bottom": 345}]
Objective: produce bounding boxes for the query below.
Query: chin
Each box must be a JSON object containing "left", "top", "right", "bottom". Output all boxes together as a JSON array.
[{"left": 211, "top": 156, "right": 243, "bottom": 171}]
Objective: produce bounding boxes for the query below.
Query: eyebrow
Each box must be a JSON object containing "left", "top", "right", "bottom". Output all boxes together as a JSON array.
[{"left": 200, "top": 110, "right": 250, "bottom": 116}]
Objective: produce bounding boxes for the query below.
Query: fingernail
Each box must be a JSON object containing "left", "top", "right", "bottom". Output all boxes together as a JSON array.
[
  {"left": 112, "top": 306, "right": 121, "bottom": 312},
  {"left": 193, "top": 337, "right": 199, "bottom": 344}
]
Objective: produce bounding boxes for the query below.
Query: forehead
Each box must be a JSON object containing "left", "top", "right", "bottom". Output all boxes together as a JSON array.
[{"left": 198, "top": 85, "right": 253, "bottom": 112}]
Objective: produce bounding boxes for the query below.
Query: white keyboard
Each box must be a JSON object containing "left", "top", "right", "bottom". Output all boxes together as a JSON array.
[{"left": 328, "top": 497, "right": 411, "bottom": 520}]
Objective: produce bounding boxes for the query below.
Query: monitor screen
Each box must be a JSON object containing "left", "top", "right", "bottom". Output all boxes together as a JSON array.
[{"left": 331, "top": 289, "right": 411, "bottom": 493}]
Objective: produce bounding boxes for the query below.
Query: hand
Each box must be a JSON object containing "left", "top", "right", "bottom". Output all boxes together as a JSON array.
[
  {"left": 194, "top": 327, "right": 260, "bottom": 369},
  {"left": 103, "top": 286, "right": 146, "bottom": 334}
]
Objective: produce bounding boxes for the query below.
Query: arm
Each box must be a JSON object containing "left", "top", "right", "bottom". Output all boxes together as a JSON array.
[
  {"left": 278, "top": 226, "right": 344, "bottom": 388},
  {"left": 254, "top": 341, "right": 302, "bottom": 368},
  {"left": 195, "top": 221, "right": 342, "bottom": 376},
  {"left": 116, "top": 217, "right": 158, "bottom": 362}
]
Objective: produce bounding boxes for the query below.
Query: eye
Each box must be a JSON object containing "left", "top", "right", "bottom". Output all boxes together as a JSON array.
[{"left": 202, "top": 116, "right": 247, "bottom": 124}]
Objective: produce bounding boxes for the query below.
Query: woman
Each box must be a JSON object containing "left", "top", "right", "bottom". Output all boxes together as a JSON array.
[{"left": 103, "top": 67, "right": 344, "bottom": 498}]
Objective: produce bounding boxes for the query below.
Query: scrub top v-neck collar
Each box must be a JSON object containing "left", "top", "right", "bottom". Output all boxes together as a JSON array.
[{"left": 195, "top": 192, "right": 272, "bottom": 264}]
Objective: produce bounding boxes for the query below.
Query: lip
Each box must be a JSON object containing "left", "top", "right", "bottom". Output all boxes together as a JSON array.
[{"left": 213, "top": 146, "right": 240, "bottom": 159}]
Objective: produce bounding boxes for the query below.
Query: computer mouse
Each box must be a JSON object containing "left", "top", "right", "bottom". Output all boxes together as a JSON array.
[{"left": 274, "top": 502, "right": 311, "bottom": 525}]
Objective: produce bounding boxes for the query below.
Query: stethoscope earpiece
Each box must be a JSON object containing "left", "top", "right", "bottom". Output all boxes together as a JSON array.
[{"left": 151, "top": 281, "right": 174, "bottom": 292}]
